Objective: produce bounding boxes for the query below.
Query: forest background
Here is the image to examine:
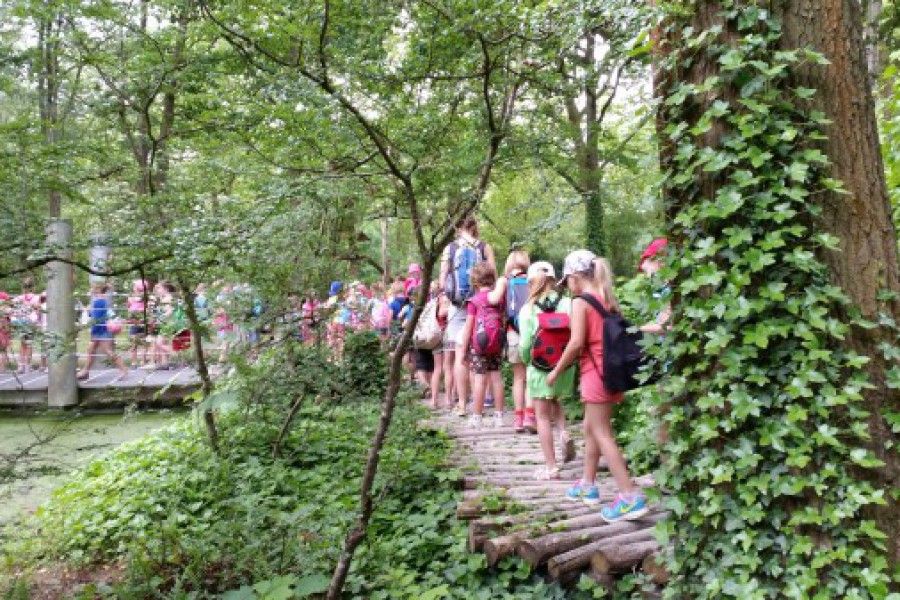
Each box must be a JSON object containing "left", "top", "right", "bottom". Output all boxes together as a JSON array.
[{"left": 1, "top": 0, "right": 899, "bottom": 598}]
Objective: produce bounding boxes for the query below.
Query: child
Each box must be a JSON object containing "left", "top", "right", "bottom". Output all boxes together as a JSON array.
[
  {"left": 403, "top": 285, "right": 434, "bottom": 394},
  {"left": 387, "top": 280, "right": 408, "bottom": 348},
  {"left": 548, "top": 251, "right": 648, "bottom": 522},
  {"left": 0, "top": 291, "right": 10, "bottom": 371},
  {"left": 488, "top": 250, "right": 532, "bottom": 432},
  {"left": 127, "top": 280, "right": 149, "bottom": 367},
  {"left": 78, "top": 283, "right": 129, "bottom": 381},
  {"left": 12, "top": 283, "right": 40, "bottom": 373},
  {"left": 460, "top": 262, "right": 506, "bottom": 428},
  {"left": 213, "top": 283, "right": 235, "bottom": 364},
  {"left": 153, "top": 282, "right": 175, "bottom": 369},
  {"left": 638, "top": 238, "right": 672, "bottom": 449},
  {"left": 429, "top": 280, "right": 446, "bottom": 409},
  {"left": 518, "top": 261, "right": 576, "bottom": 479},
  {"left": 369, "top": 282, "right": 391, "bottom": 339},
  {"left": 404, "top": 263, "right": 422, "bottom": 297}
]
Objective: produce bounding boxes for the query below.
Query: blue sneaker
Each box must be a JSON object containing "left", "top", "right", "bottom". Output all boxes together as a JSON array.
[
  {"left": 600, "top": 493, "right": 649, "bottom": 522},
  {"left": 484, "top": 396, "right": 495, "bottom": 408},
  {"left": 566, "top": 480, "right": 600, "bottom": 505}
]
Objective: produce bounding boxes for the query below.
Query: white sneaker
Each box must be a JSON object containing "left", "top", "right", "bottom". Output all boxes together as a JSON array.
[
  {"left": 469, "top": 414, "right": 483, "bottom": 428},
  {"left": 493, "top": 411, "right": 504, "bottom": 428}
]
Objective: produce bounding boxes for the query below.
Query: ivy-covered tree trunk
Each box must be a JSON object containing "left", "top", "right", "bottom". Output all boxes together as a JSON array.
[
  {"left": 656, "top": 0, "right": 899, "bottom": 596},
  {"left": 774, "top": 0, "right": 900, "bottom": 571}
]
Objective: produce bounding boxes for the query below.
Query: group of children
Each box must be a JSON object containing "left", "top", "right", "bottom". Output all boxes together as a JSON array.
[
  {"left": 316, "top": 216, "right": 669, "bottom": 523},
  {"left": 0, "top": 277, "right": 220, "bottom": 379},
  {"left": 0, "top": 282, "right": 46, "bottom": 374}
]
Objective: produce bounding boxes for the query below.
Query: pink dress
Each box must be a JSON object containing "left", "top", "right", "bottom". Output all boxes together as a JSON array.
[{"left": 579, "top": 293, "right": 625, "bottom": 405}]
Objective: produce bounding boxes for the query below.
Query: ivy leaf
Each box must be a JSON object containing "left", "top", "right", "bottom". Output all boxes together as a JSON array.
[{"left": 786, "top": 162, "right": 809, "bottom": 182}]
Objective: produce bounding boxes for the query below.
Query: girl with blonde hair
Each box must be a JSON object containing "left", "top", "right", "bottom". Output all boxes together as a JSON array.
[
  {"left": 548, "top": 251, "right": 647, "bottom": 522},
  {"left": 487, "top": 250, "right": 532, "bottom": 431},
  {"left": 518, "top": 261, "right": 576, "bottom": 479}
]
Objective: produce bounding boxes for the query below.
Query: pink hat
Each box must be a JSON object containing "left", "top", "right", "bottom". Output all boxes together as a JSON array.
[
  {"left": 638, "top": 238, "right": 668, "bottom": 271},
  {"left": 408, "top": 263, "right": 422, "bottom": 274}
]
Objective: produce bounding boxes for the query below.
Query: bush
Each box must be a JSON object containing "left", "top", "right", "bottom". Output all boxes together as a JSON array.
[
  {"left": 338, "top": 330, "right": 388, "bottom": 400},
  {"left": 10, "top": 393, "right": 618, "bottom": 599}
]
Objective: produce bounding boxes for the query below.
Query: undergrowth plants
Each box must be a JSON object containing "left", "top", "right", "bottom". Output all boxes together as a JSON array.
[
  {"left": 656, "top": 2, "right": 894, "bottom": 598},
  {"left": 4, "top": 338, "right": 610, "bottom": 599}
]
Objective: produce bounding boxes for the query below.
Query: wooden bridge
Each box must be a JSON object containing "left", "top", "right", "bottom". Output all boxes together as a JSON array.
[
  {"left": 0, "top": 367, "right": 201, "bottom": 409},
  {"left": 423, "top": 408, "right": 670, "bottom": 594}
]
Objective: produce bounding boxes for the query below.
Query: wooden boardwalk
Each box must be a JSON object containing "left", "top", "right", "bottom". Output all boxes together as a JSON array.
[
  {"left": 423, "top": 407, "right": 670, "bottom": 592},
  {"left": 0, "top": 367, "right": 202, "bottom": 408}
]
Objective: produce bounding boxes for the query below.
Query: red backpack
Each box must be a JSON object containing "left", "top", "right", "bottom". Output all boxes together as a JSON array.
[
  {"left": 470, "top": 295, "right": 506, "bottom": 356},
  {"left": 530, "top": 295, "right": 571, "bottom": 371}
]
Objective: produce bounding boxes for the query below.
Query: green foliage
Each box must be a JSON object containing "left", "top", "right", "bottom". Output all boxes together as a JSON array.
[
  {"left": 10, "top": 388, "right": 607, "bottom": 598},
  {"left": 339, "top": 331, "right": 388, "bottom": 400},
  {"left": 657, "top": 3, "right": 894, "bottom": 598},
  {"left": 878, "top": 59, "right": 900, "bottom": 249}
]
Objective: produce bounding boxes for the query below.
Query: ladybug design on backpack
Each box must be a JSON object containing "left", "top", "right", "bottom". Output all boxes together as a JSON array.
[{"left": 530, "top": 295, "right": 571, "bottom": 371}]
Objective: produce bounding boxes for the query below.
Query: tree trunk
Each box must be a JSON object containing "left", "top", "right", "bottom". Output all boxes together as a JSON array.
[
  {"left": 774, "top": 0, "right": 900, "bottom": 569},
  {"left": 862, "top": 0, "right": 884, "bottom": 83},
  {"left": 655, "top": 0, "right": 900, "bottom": 591},
  {"left": 37, "top": 14, "right": 63, "bottom": 218},
  {"left": 178, "top": 279, "right": 219, "bottom": 454}
]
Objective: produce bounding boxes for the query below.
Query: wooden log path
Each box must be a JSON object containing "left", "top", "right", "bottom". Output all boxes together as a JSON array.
[{"left": 422, "top": 407, "right": 670, "bottom": 592}]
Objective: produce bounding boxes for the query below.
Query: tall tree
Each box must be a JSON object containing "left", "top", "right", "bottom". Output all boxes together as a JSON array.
[
  {"left": 521, "top": 0, "right": 649, "bottom": 255},
  {"left": 197, "top": 1, "right": 580, "bottom": 596},
  {"left": 656, "top": 0, "right": 899, "bottom": 596}
]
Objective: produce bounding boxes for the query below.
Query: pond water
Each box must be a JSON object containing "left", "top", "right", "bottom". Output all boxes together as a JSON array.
[{"left": 0, "top": 410, "right": 185, "bottom": 527}]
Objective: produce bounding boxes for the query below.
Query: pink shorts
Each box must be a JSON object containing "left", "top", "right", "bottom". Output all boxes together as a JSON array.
[{"left": 580, "top": 368, "right": 624, "bottom": 404}]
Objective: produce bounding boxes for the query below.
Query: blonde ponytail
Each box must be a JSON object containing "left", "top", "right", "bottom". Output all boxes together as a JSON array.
[
  {"left": 526, "top": 273, "right": 556, "bottom": 306},
  {"left": 592, "top": 257, "right": 620, "bottom": 313}
]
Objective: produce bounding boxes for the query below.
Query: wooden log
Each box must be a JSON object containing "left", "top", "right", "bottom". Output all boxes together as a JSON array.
[
  {"left": 585, "top": 569, "right": 615, "bottom": 590},
  {"left": 590, "top": 540, "right": 660, "bottom": 574},
  {"left": 547, "top": 527, "right": 658, "bottom": 581},
  {"left": 463, "top": 483, "right": 619, "bottom": 507},
  {"left": 484, "top": 531, "right": 529, "bottom": 566},
  {"left": 463, "top": 476, "right": 583, "bottom": 490},
  {"left": 480, "top": 498, "right": 630, "bottom": 566},
  {"left": 467, "top": 504, "right": 599, "bottom": 549},
  {"left": 462, "top": 482, "right": 583, "bottom": 501},
  {"left": 518, "top": 510, "right": 666, "bottom": 567},
  {"left": 457, "top": 492, "right": 609, "bottom": 524},
  {"left": 642, "top": 551, "right": 671, "bottom": 585},
  {"left": 458, "top": 461, "right": 586, "bottom": 474},
  {"left": 468, "top": 519, "right": 505, "bottom": 551}
]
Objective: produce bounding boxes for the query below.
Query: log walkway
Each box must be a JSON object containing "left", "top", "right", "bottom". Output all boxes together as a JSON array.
[{"left": 422, "top": 407, "right": 670, "bottom": 593}]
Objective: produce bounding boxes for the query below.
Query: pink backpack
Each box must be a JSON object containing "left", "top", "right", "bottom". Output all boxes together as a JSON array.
[
  {"left": 470, "top": 295, "right": 506, "bottom": 356},
  {"left": 372, "top": 300, "right": 391, "bottom": 330}
]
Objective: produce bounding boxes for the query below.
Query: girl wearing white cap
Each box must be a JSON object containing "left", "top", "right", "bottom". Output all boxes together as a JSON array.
[
  {"left": 548, "top": 251, "right": 648, "bottom": 522},
  {"left": 517, "top": 261, "right": 576, "bottom": 479}
]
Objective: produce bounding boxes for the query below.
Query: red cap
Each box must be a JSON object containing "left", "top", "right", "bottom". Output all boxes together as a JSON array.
[
  {"left": 0, "top": 292, "right": 8, "bottom": 301},
  {"left": 638, "top": 238, "right": 668, "bottom": 271}
]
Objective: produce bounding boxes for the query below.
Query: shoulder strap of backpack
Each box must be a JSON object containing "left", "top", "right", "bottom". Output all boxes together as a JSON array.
[
  {"left": 575, "top": 294, "right": 606, "bottom": 377},
  {"left": 578, "top": 293, "right": 610, "bottom": 319},
  {"left": 476, "top": 240, "right": 486, "bottom": 261}
]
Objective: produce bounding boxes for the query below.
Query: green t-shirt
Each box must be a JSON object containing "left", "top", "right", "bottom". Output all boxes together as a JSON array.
[{"left": 518, "top": 294, "right": 576, "bottom": 400}]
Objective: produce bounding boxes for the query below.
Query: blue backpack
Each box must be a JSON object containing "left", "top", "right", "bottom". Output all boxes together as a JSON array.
[
  {"left": 506, "top": 274, "right": 529, "bottom": 332},
  {"left": 445, "top": 240, "right": 485, "bottom": 305}
]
